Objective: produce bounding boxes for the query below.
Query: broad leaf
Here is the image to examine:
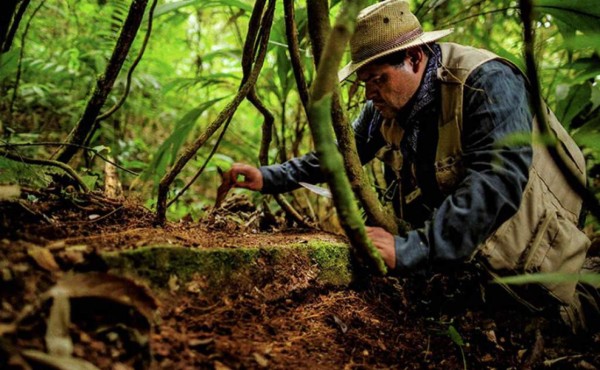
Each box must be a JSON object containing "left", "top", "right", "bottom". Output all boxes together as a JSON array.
[
  {"left": 556, "top": 82, "right": 592, "bottom": 129},
  {"left": 536, "top": 0, "right": 600, "bottom": 34},
  {"left": 141, "top": 97, "right": 225, "bottom": 181}
]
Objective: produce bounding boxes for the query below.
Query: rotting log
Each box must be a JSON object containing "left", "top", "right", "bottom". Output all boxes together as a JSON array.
[{"left": 101, "top": 241, "right": 353, "bottom": 301}]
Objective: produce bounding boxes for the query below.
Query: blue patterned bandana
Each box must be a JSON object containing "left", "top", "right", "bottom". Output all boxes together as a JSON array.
[{"left": 397, "top": 43, "right": 442, "bottom": 161}]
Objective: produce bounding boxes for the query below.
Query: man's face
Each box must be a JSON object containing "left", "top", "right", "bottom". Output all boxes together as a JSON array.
[{"left": 356, "top": 60, "right": 422, "bottom": 119}]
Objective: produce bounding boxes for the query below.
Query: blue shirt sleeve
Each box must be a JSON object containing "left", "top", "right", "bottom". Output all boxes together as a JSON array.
[
  {"left": 394, "top": 60, "right": 534, "bottom": 271},
  {"left": 259, "top": 101, "right": 385, "bottom": 194}
]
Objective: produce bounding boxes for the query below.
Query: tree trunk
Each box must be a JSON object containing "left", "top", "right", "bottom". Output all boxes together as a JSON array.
[{"left": 55, "top": 0, "right": 149, "bottom": 164}]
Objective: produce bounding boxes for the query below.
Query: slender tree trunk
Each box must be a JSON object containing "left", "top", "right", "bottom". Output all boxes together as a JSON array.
[
  {"left": 307, "top": 0, "right": 387, "bottom": 275},
  {"left": 306, "top": 0, "right": 330, "bottom": 67},
  {"left": 307, "top": 0, "right": 403, "bottom": 235},
  {"left": 283, "top": 0, "right": 309, "bottom": 114},
  {"left": 0, "top": 0, "right": 19, "bottom": 52},
  {"left": 55, "top": 0, "right": 149, "bottom": 164}
]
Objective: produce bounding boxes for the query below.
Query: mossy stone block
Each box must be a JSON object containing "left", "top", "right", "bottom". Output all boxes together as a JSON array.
[{"left": 101, "top": 239, "right": 354, "bottom": 299}]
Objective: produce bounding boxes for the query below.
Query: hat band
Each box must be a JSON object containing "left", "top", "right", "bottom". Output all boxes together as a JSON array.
[{"left": 352, "top": 27, "right": 424, "bottom": 64}]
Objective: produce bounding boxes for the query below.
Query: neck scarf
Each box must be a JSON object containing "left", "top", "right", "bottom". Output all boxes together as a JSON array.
[{"left": 397, "top": 43, "right": 442, "bottom": 161}]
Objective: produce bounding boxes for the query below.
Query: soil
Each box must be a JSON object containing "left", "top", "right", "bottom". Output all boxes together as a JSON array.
[{"left": 1, "top": 189, "right": 600, "bottom": 370}]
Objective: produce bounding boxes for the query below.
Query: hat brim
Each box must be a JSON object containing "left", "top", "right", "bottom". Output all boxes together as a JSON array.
[{"left": 338, "top": 29, "right": 453, "bottom": 82}]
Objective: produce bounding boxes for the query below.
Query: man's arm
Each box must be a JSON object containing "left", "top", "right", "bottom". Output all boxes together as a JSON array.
[
  {"left": 256, "top": 101, "right": 385, "bottom": 194},
  {"left": 390, "top": 60, "right": 534, "bottom": 271}
]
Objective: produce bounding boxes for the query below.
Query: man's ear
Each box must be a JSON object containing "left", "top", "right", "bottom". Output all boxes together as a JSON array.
[{"left": 406, "top": 47, "right": 424, "bottom": 72}]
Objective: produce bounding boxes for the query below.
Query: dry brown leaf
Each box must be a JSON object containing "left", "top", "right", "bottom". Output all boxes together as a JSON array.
[
  {"left": 252, "top": 352, "right": 269, "bottom": 368},
  {"left": 45, "top": 290, "right": 72, "bottom": 357},
  {"left": 48, "top": 272, "right": 159, "bottom": 321},
  {"left": 0, "top": 184, "right": 21, "bottom": 200},
  {"left": 21, "top": 349, "right": 100, "bottom": 370},
  {"left": 214, "top": 360, "right": 232, "bottom": 370},
  {"left": 27, "top": 245, "right": 60, "bottom": 272}
]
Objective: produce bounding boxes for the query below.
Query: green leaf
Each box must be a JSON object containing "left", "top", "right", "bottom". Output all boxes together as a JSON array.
[
  {"left": 141, "top": 97, "right": 225, "bottom": 182},
  {"left": 536, "top": 0, "right": 600, "bottom": 34},
  {"left": 0, "top": 49, "right": 20, "bottom": 80},
  {"left": 81, "top": 175, "right": 99, "bottom": 190},
  {"left": 447, "top": 325, "right": 464, "bottom": 346},
  {"left": 556, "top": 82, "right": 592, "bottom": 129}
]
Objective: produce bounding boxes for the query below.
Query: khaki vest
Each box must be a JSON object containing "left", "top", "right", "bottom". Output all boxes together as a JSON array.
[{"left": 377, "top": 42, "right": 590, "bottom": 306}]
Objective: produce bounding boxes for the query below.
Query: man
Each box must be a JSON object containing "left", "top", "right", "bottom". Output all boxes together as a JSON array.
[{"left": 225, "top": 0, "right": 589, "bottom": 318}]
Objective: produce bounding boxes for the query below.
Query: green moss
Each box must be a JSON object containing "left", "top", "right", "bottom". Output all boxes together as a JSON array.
[
  {"left": 305, "top": 240, "right": 353, "bottom": 286},
  {"left": 102, "top": 241, "right": 354, "bottom": 297}
]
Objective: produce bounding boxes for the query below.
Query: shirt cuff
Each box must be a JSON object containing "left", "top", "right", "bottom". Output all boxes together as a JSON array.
[
  {"left": 394, "top": 231, "right": 429, "bottom": 271},
  {"left": 258, "top": 165, "right": 279, "bottom": 194}
]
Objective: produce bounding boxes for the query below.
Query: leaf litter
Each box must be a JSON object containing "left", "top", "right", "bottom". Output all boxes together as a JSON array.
[{"left": 0, "top": 188, "right": 599, "bottom": 369}]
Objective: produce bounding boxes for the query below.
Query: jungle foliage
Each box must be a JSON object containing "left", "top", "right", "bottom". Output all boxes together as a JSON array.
[{"left": 1, "top": 0, "right": 599, "bottom": 232}]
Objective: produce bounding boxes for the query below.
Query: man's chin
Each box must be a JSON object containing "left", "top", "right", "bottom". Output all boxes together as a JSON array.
[{"left": 378, "top": 109, "right": 395, "bottom": 120}]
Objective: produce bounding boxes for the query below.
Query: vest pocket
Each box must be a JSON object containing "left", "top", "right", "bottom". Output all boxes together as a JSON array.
[
  {"left": 434, "top": 156, "right": 464, "bottom": 195},
  {"left": 523, "top": 209, "right": 557, "bottom": 272}
]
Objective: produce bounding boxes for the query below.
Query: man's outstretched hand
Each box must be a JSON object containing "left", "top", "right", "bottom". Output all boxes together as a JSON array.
[
  {"left": 226, "top": 163, "right": 263, "bottom": 191},
  {"left": 366, "top": 226, "right": 396, "bottom": 269}
]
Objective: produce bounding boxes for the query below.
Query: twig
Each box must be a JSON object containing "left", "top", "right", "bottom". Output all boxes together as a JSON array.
[
  {"left": 543, "top": 355, "right": 583, "bottom": 367},
  {"left": 274, "top": 194, "right": 314, "bottom": 229},
  {"left": 166, "top": 116, "right": 233, "bottom": 208}
]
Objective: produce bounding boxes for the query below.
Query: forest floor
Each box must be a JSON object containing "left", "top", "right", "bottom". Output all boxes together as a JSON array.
[{"left": 1, "top": 188, "right": 600, "bottom": 370}]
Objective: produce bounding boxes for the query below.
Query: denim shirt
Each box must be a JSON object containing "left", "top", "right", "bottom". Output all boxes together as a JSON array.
[{"left": 259, "top": 58, "right": 533, "bottom": 272}]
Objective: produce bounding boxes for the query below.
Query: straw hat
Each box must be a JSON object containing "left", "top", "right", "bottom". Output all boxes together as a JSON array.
[{"left": 338, "top": 0, "right": 453, "bottom": 82}]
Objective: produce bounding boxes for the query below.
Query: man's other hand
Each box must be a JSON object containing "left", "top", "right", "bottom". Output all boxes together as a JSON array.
[
  {"left": 226, "top": 163, "right": 263, "bottom": 191},
  {"left": 366, "top": 226, "right": 396, "bottom": 269}
]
